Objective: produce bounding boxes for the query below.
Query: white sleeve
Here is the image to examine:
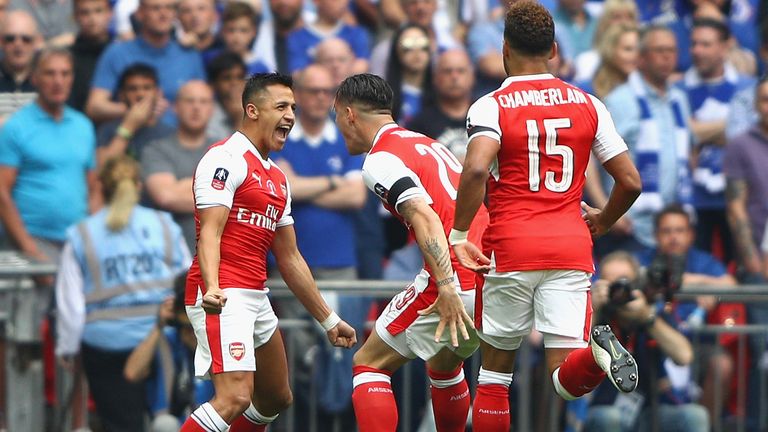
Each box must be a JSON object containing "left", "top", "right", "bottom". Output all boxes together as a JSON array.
[
  {"left": 55, "top": 243, "right": 86, "bottom": 357},
  {"left": 362, "top": 151, "right": 432, "bottom": 212},
  {"left": 194, "top": 147, "right": 247, "bottom": 209},
  {"left": 589, "top": 94, "right": 629, "bottom": 164},
  {"left": 466, "top": 95, "right": 501, "bottom": 144},
  {"left": 276, "top": 179, "right": 294, "bottom": 227}
]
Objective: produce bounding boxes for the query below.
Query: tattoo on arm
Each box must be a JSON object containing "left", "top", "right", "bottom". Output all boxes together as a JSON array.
[
  {"left": 726, "top": 180, "right": 746, "bottom": 203},
  {"left": 425, "top": 236, "right": 454, "bottom": 279},
  {"left": 726, "top": 180, "right": 757, "bottom": 263}
]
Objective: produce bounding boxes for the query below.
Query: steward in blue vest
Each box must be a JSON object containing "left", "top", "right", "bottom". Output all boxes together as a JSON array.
[{"left": 55, "top": 156, "right": 190, "bottom": 432}]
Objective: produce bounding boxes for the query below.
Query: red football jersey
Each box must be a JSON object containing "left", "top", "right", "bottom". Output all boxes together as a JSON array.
[
  {"left": 185, "top": 132, "right": 294, "bottom": 304},
  {"left": 466, "top": 73, "right": 627, "bottom": 273},
  {"left": 364, "top": 124, "right": 489, "bottom": 293}
]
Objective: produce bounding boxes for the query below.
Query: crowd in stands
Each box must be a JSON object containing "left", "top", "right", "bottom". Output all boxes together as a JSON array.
[{"left": 1, "top": 0, "right": 768, "bottom": 430}]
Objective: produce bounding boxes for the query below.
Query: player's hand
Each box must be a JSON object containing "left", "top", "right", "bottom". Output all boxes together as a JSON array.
[
  {"left": 452, "top": 241, "right": 491, "bottom": 273},
  {"left": 326, "top": 320, "right": 357, "bottom": 348},
  {"left": 581, "top": 201, "right": 610, "bottom": 238},
  {"left": 418, "top": 285, "right": 473, "bottom": 348},
  {"left": 202, "top": 288, "right": 227, "bottom": 314}
]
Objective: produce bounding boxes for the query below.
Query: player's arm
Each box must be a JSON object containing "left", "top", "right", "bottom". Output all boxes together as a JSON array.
[
  {"left": 582, "top": 96, "right": 642, "bottom": 237},
  {"left": 0, "top": 166, "right": 47, "bottom": 260},
  {"left": 271, "top": 225, "right": 357, "bottom": 348},
  {"left": 726, "top": 178, "right": 761, "bottom": 273},
  {"left": 197, "top": 205, "right": 229, "bottom": 312},
  {"left": 397, "top": 196, "right": 474, "bottom": 347}
]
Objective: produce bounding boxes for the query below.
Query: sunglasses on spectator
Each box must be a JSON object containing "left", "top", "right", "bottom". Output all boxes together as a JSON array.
[
  {"left": 2, "top": 34, "right": 34, "bottom": 44},
  {"left": 399, "top": 36, "right": 430, "bottom": 52},
  {"left": 301, "top": 87, "right": 336, "bottom": 97}
]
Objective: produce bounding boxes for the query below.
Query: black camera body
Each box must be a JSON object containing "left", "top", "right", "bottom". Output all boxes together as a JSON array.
[{"left": 604, "top": 253, "right": 686, "bottom": 313}]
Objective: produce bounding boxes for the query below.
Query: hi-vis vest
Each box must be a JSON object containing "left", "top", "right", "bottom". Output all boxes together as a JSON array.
[{"left": 68, "top": 206, "right": 187, "bottom": 351}]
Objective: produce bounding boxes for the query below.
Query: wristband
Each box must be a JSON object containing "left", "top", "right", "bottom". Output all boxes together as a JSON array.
[
  {"left": 116, "top": 125, "right": 134, "bottom": 140},
  {"left": 448, "top": 228, "right": 469, "bottom": 245},
  {"left": 320, "top": 311, "right": 341, "bottom": 331}
]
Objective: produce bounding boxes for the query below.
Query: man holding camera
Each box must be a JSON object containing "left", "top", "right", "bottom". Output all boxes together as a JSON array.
[{"left": 588, "top": 251, "right": 708, "bottom": 432}]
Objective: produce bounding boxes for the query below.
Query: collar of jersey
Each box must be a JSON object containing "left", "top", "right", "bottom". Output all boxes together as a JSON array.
[
  {"left": 499, "top": 73, "right": 555, "bottom": 86},
  {"left": 232, "top": 131, "right": 272, "bottom": 169},
  {"left": 371, "top": 123, "right": 399, "bottom": 150}
]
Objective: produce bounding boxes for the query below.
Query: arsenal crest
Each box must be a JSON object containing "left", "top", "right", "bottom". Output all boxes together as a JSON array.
[{"left": 229, "top": 342, "right": 245, "bottom": 361}]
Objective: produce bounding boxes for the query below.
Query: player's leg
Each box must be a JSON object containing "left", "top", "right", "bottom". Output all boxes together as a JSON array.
[
  {"left": 472, "top": 340, "right": 517, "bottom": 432},
  {"left": 230, "top": 330, "right": 292, "bottom": 432},
  {"left": 425, "top": 348, "right": 471, "bottom": 432},
  {"left": 536, "top": 271, "right": 637, "bottom": 400},
  {"left": 181, "top": 289, "right": 259, "bottom": 431},
  {"left": 351, "top": 329, "right": 411, "bottom": 432}
]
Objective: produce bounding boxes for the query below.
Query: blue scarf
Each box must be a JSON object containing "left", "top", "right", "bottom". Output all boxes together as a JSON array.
[{"left": 628, "top": 72, "right": 692, "bottom": 214}]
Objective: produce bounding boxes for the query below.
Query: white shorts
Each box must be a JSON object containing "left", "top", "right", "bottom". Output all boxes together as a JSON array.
[
  {"left": 375, "top": 270, "right": 479, "bottom": 361},
  {"left": 477, "top": 269, "right": 593, "bottom": 350},
  {"left": 186, "top": 287, "right": 278, "bottom": 377}
]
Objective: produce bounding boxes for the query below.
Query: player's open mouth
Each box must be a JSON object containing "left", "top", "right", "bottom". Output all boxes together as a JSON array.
[{"left": 276, "top": 124, "right": 292, "bottom": 141}]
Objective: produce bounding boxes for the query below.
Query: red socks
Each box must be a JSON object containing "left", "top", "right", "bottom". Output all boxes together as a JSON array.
[
  {"left": 352, "top": 365, "right": 398, "bottom": 432},
  {"left": 472, "top": 368, "right": 513, "bottom": 432},
  {"left": 428, "top": 365, "right": 470, "bottom": 432},
  {"left": 553, "top": 346, "right": 606, "bottom": 399}
]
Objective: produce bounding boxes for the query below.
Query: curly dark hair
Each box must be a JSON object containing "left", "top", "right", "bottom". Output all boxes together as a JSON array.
[
  {"left": 242, "top": 72, "right": 293, "bottom": 108},
  {"left": 504, "top": 0, "right": 555, "bottom": 56}
]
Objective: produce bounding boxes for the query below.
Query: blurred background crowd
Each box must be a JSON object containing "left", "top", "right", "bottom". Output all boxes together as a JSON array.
[{"left": 1, "top": 0, "right": 768, "bottom": 431}]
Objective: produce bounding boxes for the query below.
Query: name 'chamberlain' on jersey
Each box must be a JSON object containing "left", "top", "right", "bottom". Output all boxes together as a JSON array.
[{"left": 466, "top": 73, "right": 628, "bottom": 274}]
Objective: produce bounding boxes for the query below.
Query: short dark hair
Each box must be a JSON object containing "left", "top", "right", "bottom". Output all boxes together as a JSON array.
[
  {"left": 222, "top": 1, "right": 260, "bottom": 27},
  {"left": 503, "top": 0, "right": 555, "bottom": 56},
  {"left": 117, "top": 63, "right": 158, "bottom": 91},
  {"left": 335, "top": 73, "right": 393, "bottom": 113},
  {"left": 653, "top": 203, "right": 692, "bottom": 232},
  {"left": 207, "top": 51, "right": 247, "bottom": 83},
  {"left": 31, "top": 47, "right": 73, "bottom": 74},
  {"left": 241, "top": 72, "right": 293, "bottom": 108},
  {"left": 692, "top": 17, "right": 731, "bottom": 41}
]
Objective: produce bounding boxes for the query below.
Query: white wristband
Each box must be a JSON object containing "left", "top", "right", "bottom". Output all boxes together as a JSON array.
[
  {"left": 448, "top": 228, "right": 469, "bottom": 245},
  {"left": 320, "top": 311, "right": 341, "bottom": 331}
]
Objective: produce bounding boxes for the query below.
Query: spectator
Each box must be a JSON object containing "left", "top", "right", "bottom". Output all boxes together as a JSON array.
[
  {"left": 315, "top": 37, "right": 356, "bottom": 87},
  {"left": 552, "top": 0, "right": 597, "bottom": 63},
  {"left": 86, "top": 0, "right": 205, "bottom": 125},
  {"left": 465, "top": 0, "right": 510, "bottom": 95},
  {"left": 679, "top": 18, "right": 755, "bottom": 264},
  {"left": 0, "top": 47, "right": 97, "bottom": 262},
  {"left": 205, "top": 52, "right": 246, "bottom": 141},
  {"left": 10, "top": 0, "right": 77, "bottom": 46},
  {"left": 585, "top": 251, "right": 708, "bottom": 432},
  {"left": 408, "top": 48, "right": 474, "bottom": 161},
  {"left": 572, "top": 0, "right": 639, "bottom": 84},
  {"left": 97, "top": 63, "right": 174, "bottom": 166},
  {"left": 637, "top": 204, "right": 737, "bottom": 427},
  {"left": 724, "top": 76, "right": 768, "bottom": 280},
  {"left": 693, "top": 1, "right": 757, "bottom": 77},
  {"left": 142, "top": 80, "right": 217, "bottom": 252},
  {"left": 286, "top": 0, "right": 370, "bottom": 73},
  {"left": 55, "top": 155, "right": 190, "bottom": 432},
  {"left": 385, "top": 24, "right": 434, "bottom": 124},
  {"left": 176, "top": 0, "right": 220, "bottom": 55},
  {"left": 217, "top": 2, "right": 270, "bottom": 74},
  {"left": 594, "top": 25, "right": 693, "bottom": 252},
  {"left": 252, "top": 0, "right": 305, "bottom": 74},
  {"left": 577, "top": 23, "right": 639, "bottom": 99},
  {"left": 68, "top": 0, "right": 113, "bottom": 112},
  {"left": 370, "top": 0, "right": 460, "bottom": 77},
  {"left": 724, "top": 20, "right": 768, "bottom": 141},
  {"left": 0, "top": 10, "right": 41, "bottom": 125},
  {"left": 123, "top": 274, "right": 214, "bottom": 431}
]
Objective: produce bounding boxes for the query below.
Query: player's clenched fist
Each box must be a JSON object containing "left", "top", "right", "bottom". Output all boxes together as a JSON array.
[
  {"left": 326, "top": 320, "right": 358, "bottom": 348},
  {"left": 202, "top": 288, "right": 227, "bottom": 314}
]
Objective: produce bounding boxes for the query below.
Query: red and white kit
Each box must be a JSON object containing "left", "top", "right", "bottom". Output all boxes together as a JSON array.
[
  {"left": 185, "top": 131, "right": 294, "bottom": 375},
  {"left": 364, "top": 124, "right": 489, "bottom": 360},
  {"left": 466, "top": 73, "right": 628, "bottom": 349}
]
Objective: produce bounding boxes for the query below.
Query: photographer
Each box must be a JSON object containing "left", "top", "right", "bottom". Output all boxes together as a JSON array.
[
  {"left": 586, "top": 251, "right": 708, "bottom": 432},
  {"left": 638, "top": 204, "right": 738, "bottom": 423},
  {"left": 124, "top": 273, "right": 214, "bottom": 432}
]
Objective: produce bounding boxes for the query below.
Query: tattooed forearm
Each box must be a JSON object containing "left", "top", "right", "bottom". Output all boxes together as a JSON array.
[
  {"left": 725, "top": 179, "right": 747, "bottom": 203},
  {"left": 732, "top": 216, "right": 758, "bottom": 261},
  {"left": 424, "top": 236, "right": 453, "bottom": 277}
]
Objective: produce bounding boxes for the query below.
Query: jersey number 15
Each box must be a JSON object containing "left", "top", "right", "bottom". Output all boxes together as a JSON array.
[{"left": 526, "top": 118, "right": 574, "bottom": 193}]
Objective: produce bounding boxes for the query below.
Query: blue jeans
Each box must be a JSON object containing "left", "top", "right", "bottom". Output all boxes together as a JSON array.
[{"left": 586, "top": 404, "right": 709, "bottom": 432}]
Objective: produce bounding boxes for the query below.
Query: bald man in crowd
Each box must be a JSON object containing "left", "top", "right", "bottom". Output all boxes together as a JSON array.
[
  {"left": 315, "top": 37, "right": 357, "bottom": 87},
  {"left": 141, "top": 80, "right": 217, "bottom": 250},
  {"left": 0, "top": 10, "right": 42, "bottom": 124}
]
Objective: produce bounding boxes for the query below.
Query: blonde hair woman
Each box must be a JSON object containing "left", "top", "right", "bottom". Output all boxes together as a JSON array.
[
  {"left": 55, "top": 156, "right": 190, "bottom": 432},
  {"left": 591, "top": 24, "right": 640, "bottom": 99}
]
